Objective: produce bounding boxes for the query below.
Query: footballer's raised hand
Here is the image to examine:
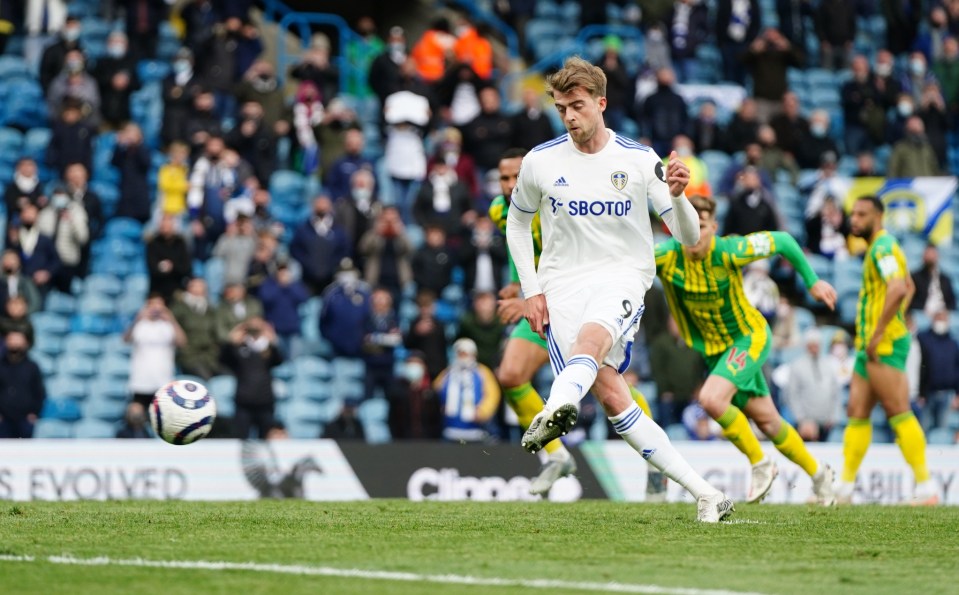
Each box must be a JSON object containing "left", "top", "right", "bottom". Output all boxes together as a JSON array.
[
  {"left": 666, "top": 150, "right": 690, "bottom": 197},
  {"left": 524, "top": 294, "right": 550, "bottom": 340},
  {"left": 809, "top": 280, "right": 838, "bottom": 311}
]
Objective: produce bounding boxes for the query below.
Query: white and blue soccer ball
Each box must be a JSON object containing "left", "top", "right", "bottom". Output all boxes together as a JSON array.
[{"left": 149, "top": 380, "right": 217, "bottom": 445}]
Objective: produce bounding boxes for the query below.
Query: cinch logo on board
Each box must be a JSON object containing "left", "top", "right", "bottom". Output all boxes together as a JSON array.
[{"left": 407, "top": 467, "right": 582, "bottom": 502}]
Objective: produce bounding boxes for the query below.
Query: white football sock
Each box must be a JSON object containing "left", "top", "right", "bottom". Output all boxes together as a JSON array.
[
  {"left": 545, "top": 355, "right": 598, "bottom": 412},
  {"left": 610, "top": 403, "right": 720, "bottom": 499}
]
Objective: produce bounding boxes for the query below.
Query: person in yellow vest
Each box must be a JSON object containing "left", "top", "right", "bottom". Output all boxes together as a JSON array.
[{"left": 157, "top": 141, "right": 191, "bottom": 220}]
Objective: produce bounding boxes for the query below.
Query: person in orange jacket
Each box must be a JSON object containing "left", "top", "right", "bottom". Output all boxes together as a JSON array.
[{"left": 411, "top": 17, "right": 455, "bottom": 83}]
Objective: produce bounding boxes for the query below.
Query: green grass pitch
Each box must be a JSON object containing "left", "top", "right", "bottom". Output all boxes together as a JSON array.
[{"left": 1, "top": 501, "right": 957, "bottom": 595}]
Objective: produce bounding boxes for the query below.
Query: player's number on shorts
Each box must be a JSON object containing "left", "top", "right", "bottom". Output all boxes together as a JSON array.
[
  {"left": 726, "top": 347, "right": 748, "bottom": 373},
  {"left": 622, "top": 300, "right": 632, "bottom": 318}
]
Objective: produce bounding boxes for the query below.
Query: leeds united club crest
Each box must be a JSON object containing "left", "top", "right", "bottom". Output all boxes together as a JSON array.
[{"left": 611, "top": 171, "right": 627, "bottom": 191}]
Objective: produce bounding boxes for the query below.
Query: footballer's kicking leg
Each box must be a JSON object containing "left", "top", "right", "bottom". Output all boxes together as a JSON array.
[
  {"left": 697, "top": 374, "right": 774, "bottom": 503},
  {"left": 838, "top": 367, "right": 877, "bottom": 504},
  {"left": 868, "top": 361, "right": 936, "bottom": 505},
  {"left": 522, "top": 322, "right": 612, "bottom": 453},
  {"left": 743, "top": 397, "right": 835, "bottom": 506},
  {"left": 593, "top": 368, "right": 734, "bottom": 523},
  {"left": 498, "top": 335, "right": 576, "bottom": 496}
]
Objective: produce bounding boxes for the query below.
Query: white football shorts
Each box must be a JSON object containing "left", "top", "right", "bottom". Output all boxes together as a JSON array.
[{"left": 543, "top": 281, "right": 646, "bottom": 376}]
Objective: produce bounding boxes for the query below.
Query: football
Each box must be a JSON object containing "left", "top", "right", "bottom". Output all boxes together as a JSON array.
[{"left": 149, "top": 380, "right": 217, "bottom": 445}]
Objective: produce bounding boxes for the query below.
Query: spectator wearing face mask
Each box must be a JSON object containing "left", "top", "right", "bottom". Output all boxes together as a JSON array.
[
  {"left": 0, "top": 331, "right": 44, "bottom": 439},
  {"left": 413, "top": 160, "right": 475, "bottom": 246},
  {"left": 796, "top": 110, "right": 839, "bottom": 170},
  {"left": 434, "top": 338, "right": 501, "bottom": 442},
  {"left": 910, "top": 244, "right": 957, "bottom": 316},
  {"left": 46, "top": 49, "right": 100, "bottom": 127},
  {"left": 92, "top": 30, "right": 141, "bottom": 129},
  {"left": 722, "top": 167, "right": 781, "bottom": 237},
  {"left": 3, "top": 158, "right": 44, "bottom": 215},
  {"left": 161, "top": 48, "right": 203, "bottom": 146},
  {"left": 358, "top": 206, "right": 412, "bottom": 305},
  {"left": 37, "top": 186, "right": 89, "bottom": 293},
  {"left": 0, "top": 251, "right": 41, "bottom": 314},
  {"left": 782, "top": 328, "right": 843, "bottom": 442},
  {"left": 888, "top": 116, "right": 940, "bottom": 177},
  {"left": 368, "top": 25, "right": 408, "bottom": 104},
  {"left": 0, "top": 295, "right": 34, "bottom": 346},
  {"left": 46, "top": 98, "right": 96, "bottom": 177},
  {"left": 325, "top": 128, "right": 375, "bottom": 204},
  {"left": 38, "top": 12, "right": 81, "bottom": 92},
  {"left": 226, "top": 101, "right": 276, "bottom": 185},
  {"left": 113, "top": 123, "right": 152, "bottom": 223},
  {"left": 235, "top": 61, "right": 290, "bottom": 139},
  {"left": 362, "top": 287, "right": 402, "bottom": 401},
  {"left": 257, "top": 262, "right": 310, "bottom": 359},
  {"left": 900, "top": 51, "right": 938, "bottom": 105},
  {"left": 6, "top": 203, "right": 60, "bottom": 296},
  {"left": 336, "top": 168, "right": 379, "bottom": 256},
  {"left": 917, "top": 309, "right": 959, "bottom": 431},
  {"left": 873, "top": 49, "right": 904, "bottom": 111},
  {"left": 115, "top": 402, "right": 152, "bottom": 439},
  {"left": 388, "top": 350, "right": 442, "bottom": 439},
  {"left": 170, "top": 277, "right": 221, "bottom": 380},
  {"left": 291, "top": 196, "right": 353, "bottom": 294},
  {"left": 222, "top": 317, "right": 284, "bottom": 440},
  {"left": 319, "top": 260, "right": 372, "bottom": 358},
  {"left": 125, "top": 293, "right": 186, "bottom": 409}
]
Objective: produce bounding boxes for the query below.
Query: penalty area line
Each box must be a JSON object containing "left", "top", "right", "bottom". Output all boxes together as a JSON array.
[{"left": 0, "top": 554, "right": 769, "bottom": 595}]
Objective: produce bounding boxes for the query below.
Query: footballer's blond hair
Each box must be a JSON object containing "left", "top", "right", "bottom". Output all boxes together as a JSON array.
[
  {"left": 687, "top": 195, "right": 716, "bottom": 219},
  {"left": 547, "top": 56, "right": 607, "bottom": 98}
]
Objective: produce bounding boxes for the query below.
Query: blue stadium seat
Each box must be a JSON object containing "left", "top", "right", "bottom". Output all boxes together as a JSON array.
[
  {"left": 208, "top": 375, "right": 237, "bottom": 402},
  {"left": 83, "top": 397, "right": 126, "bottom": 423},
  {"left": 291, "top": 377, "right": 332, "bottom": 402},
  {"left": 0, "top": 55, "right": 32, "bottom": 79},
  {"left": 330, "top": 376, "right": 365, "bottom": 402},
  {"left": 272, "top": 361, "right": 294, "bottom": 381},
  {"left": 32, "top": 351, "right": 56, "bottom": 377},
  {"left": 137, "top": 60, "right": 172, "bottom": 84},
  {"left": 76, "top": 292, "right": 116, "bottom": 315},
  {"left": 63, "top": 333, "right": 103, "bottom": 357},
  {"left": 358, "top": 397, "right": 389, "bottom": 424},
  {"left": 22, "top": 127, "right": 51, "bottom": 162},
  {"left": 332, "top": 357, "right": 366, "bottom": 380},
  {"left": 60, "top": 353, "right": 98, "bottom": 379},
  {"left": 71, "top": 313, "right": 118, "bottom": 335},
  {"left": 287, "top": 419, "right": 323, "bottom": 439},
  {"left": 928, "top": 427, "right": 956, "bottom": 445},
  {"left": 826, "top": 425, "right": 845, "bottom": 443},
  {"left": 115, "top": 292, "right": 144, "bottom": 318},
  {"left": 793, "top": 307, "right": 815, "bottom": 333},
  {"left": 0, "top": 126, "right": 24, "bottom": 161},
  {"left": 31, "top": 311, "right": 71, "bottom": 336},
  {"left": 46, "top": 291, "right": 77, "bottom": 316},
  {"left": 838, "top": 293, "right": 859, "bottom": 325},
  {"left": 47, "top": 374, "right": 89, "bottom": 400},
  {"left": 269, "top": 170, "right": 307, "bottom": 205},
  {"left": 102, "top": 334, "right": 131, "bottom": 357},
  {"left": 104, "top": 217, "right": 144, "bottom": 241},
  {"left": 204, "top": 257, "right": 225, "bottom": 301},
  {"left": 363, "top": 421, "right": 392, "bottom": 444},
  {"left": 665, "top": 423, "right": 688, "bottom": 441},
  {"left": 34, "top": 418, "right": 74, "bottom": 438},
  {"left": 41, "top": 397, "right": 83, "bottom": 421},
  {"left": 74, "top": 418, "right": 117, "bottom": 439},
  {"left": 33, "top": 333, "right": 63, "bottom": 357},
  {"left": 81, "top": 273, "right": 124, "bottom": 298},
  {"left": 88, "top": 376, "right": 131, "bottom": 401},
  {"left": 293, "top": 356, "right": 332, "bottom": 381},
  {"left": 286, "top": 398, "right": 325, "bottom": 423},
  {"left": 273, "top": 378, "right": 290, "bottom": 402}
]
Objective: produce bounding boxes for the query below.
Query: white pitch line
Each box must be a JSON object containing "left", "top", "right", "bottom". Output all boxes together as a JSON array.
[{"left": 0, "top": 554, "right": 769, "bottom": 595}]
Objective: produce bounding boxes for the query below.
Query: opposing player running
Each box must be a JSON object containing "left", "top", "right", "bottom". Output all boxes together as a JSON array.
[
  {"left": 655, "top": 195, "right": 838, "bottom": 505},
  {"left": 490, "top": 148, "right": 663, "bottom": 497},
  {"left": 838, "top": 195, "right": 936, "bottom": 505},
  {"left": 507, "top": 56, "right": 733, "bottom": 522}
]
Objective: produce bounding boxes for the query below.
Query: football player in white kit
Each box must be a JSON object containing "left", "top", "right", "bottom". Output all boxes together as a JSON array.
[{"left": 506, "top": 57, "right": 733, "bottom": 522}]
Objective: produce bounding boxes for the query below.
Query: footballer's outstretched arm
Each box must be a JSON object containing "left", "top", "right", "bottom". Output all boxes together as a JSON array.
[{"left": 731, "top": 231, "right": 837, "bottom": 310}]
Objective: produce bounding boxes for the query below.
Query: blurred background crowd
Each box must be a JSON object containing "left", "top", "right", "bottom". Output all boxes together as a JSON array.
[{"left": 0, "top": 0, "right": 958, "bottom": 446}]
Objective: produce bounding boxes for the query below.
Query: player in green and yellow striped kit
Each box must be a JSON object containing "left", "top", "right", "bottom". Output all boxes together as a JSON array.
[
  {"left": 655, "top": 195, "right": 838, "bottom": 505},
  {"left": 837, "top": 195, "right": 936, "bottom": 505},
  {"left": 490, "top": 149, "right": 659, "bottom": 497}
]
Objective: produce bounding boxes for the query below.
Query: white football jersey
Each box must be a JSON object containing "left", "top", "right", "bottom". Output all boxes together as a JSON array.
[{"left": 511, "top": 131, "right": 674, "bottom": 295}]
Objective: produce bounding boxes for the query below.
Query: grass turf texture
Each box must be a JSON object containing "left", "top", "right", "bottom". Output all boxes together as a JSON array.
[{"left": 1, "top": 501, "right": 957, "bottom": 595}]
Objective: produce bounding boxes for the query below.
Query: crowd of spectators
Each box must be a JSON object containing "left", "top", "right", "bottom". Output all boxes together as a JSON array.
[{"left": 0, "top": 0, "right": 958, "bottom": 443}]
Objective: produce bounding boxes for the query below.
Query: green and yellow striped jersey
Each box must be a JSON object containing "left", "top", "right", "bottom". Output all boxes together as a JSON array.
[
  {"left": 488, "top": 194, "right": 542, "bottom": 283},
  {"left": 856, "top": 230, "right": 909, "bottom": 354},
  {"left": 655, "top": 231, "right": 819, "bottom": 358}
]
